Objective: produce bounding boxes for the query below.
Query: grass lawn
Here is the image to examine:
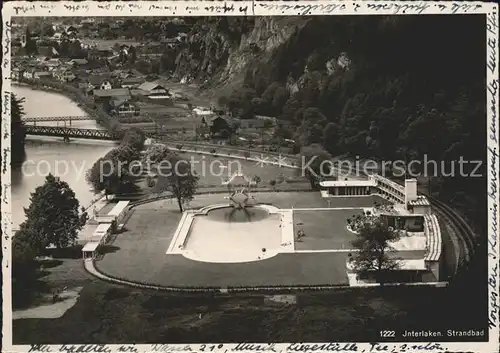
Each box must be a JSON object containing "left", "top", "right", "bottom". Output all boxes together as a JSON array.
[
  {"left": 98, "top": 206, "right": 183, "bottom": 282},
  {"left": 96, "top": 195, "right": 350, "bottom": 287},
  {"left": 94, "top": 193, "right": 389, "bottom": 287},
  {"left": 294, "top": 209, "right": 365, "bottom": 250},
  {"left": 159, "top": 154, "right": 301, "bottom": 187}
]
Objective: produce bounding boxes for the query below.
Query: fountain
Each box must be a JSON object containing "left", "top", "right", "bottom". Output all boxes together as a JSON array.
[{"left": 166, "top": 171, "right": 295, "bottom": 263}]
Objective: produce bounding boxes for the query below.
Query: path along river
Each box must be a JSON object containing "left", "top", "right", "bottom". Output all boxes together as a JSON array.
[{"left": 11, "top": 86, "right": 116, "bottom": 229}]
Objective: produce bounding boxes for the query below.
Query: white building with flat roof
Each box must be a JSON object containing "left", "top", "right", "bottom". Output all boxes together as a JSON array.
[{"left": 335, "top": 175, "right": 442, "bottom": 286}]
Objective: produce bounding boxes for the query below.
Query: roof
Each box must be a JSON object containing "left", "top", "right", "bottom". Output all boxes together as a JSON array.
[
  {"left": 255, "top": 115, "right": 277, "bottom": 122},
  {"left": 95, "top": 223, "right": 112, "bottom": 236},
  {"left": 138, "top": 81, "right": 166, "bottom": 92},
  {"left": 108, "top": 201, "right": 130, "bottom": 217},
  {"left": 130, "top": 89, "right": 149, "bottom": 96},
  {"left": 160, "top": 37, "right": 178, "bottom": 44},
  {"left": 239, "top": 119, "right": 269, "bottom": 128},
  {"left": 398, "top": 259, "right": 427, "bottom": 270},
  {"left": 408, "top": 196, "right": 431, "bottom": 207},
  {"left": 198, "top": 115, "right": 231, "bottom": 127},
  {"left": 82, "top": 242, "right": 100, "bottom": 252},
  {"left": 70, "top": 58, "right": 88, "bottom": 65},
  {"left": 88, "top": 75, "right": 112, "bottom": 85},
  {"left": 45, "top": 59, "right": 61, "bottom": 66},
  {"left": 424, "top": 214, "right": 442, "bottom": 261},
  {"left": 193, "top": 108, "right": 215, "bottom": 116},
  {"left": 110, "top": 97, "right": 133, "bottom": 108},
  {"left": 121, "top": 76, "right": 145, "bottom": 85},
  {"left": 346, "top": 258, "right": 427, "bottom": 271},
  {"left": 371, "top": 174, "right": 405, "bottom": 193},
  {"left": 320, "top": 179, "right": 377, "bottom": 187},
  {"left": 93, "top": 88, "right": 131, "bottom": 98}
]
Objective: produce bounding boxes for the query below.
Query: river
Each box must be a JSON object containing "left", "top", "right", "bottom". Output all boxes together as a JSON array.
[{"left": 11, "top": 86, "right": 116, "bottom": 228}]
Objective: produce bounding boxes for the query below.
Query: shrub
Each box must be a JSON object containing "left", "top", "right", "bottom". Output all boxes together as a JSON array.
[
  {"left": 243, "top": 151, "right": 251, "bottom": 159},
  {"left": 110, "top": 220, "right": 118, "bottom": 234},
  {"left": 269, "top": 180, "right": 276, "bottom": 187},
  {"left": 210, "top": 148, "right": 217, "bottom": 154},
  {"left": 146, "top": 175, "right": 156, "bottom": 188},
  {"left": 176, "top": 144, "right": 183, "bottom": 150}
]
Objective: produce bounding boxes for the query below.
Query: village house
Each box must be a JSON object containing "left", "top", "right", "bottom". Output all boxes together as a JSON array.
[
  {"left": 42, "top": 58, "right": 63, "bottom": 71},
  {"left": 54, "top": 67, "right": 76, "bottom": 82},
  {"left": 137, "top": 82, "right": 171, "bottom": 99},
  {"left": 22, "top": 68, "right": 35, "bottom": 80},
  {"left": 235, "top": 115, "right": 277, "bottom": 138},
  {"left": 35, "top": 45, "right": 59, "bottom": 58},
  {"left": 11, "top": 67, "right": 23, "bottom": 81},
  {"left": 109, "top": 98, "right": 141, "bottom": 118},
  {"left": 120, "top": 76, "right": 145, "bottom": 88},
  {"left": 65, "top": 26, "right": 78, "bottom": 36},
  {"left": 93, "top": 88, "right": 131, "bottom": 104},
  {"left": 33, "top": 71, "right": 53, "bottom": 80},
  {"left": 87, "top": 75, "right": 114, "bottom": 91},
  {"left": 195, "top": 115, "right": 233, "bottom": 139},
  {"left": 87, "top": 49, "right": 114, "bottom": 60},
  {"left": 68, "top": 58, "right": 89, "bottom": 67},
  {"left": 80, "top": 18, "right": 95, "bottom": 26},
  {"left": 193, "top": 107, "right": 216, "bottom": 119}
]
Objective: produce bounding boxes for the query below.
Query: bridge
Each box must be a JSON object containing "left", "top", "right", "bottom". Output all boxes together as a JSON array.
[
  {"left": 25, "top": 126, "right": 121, "bottom": 141},
  {"left": 23, "top": 116, "right": 94, "bottom": 123}
]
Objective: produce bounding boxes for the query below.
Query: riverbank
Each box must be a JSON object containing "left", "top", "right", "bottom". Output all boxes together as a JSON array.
[{"left": 13, "top": 78, "right": 120, "bottom": 131}]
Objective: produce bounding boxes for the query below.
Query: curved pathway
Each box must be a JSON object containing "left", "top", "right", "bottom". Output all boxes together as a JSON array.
[{"left": 83, "top": 258, "right": 350, "bottom": 292}]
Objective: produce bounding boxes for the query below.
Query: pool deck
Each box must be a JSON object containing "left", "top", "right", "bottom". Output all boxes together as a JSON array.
[{"left": 95, "top": 193, "right": 387, "bottom": 287}]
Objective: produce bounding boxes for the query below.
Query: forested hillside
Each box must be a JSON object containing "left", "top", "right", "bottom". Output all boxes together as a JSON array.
[{"left": 176, "top": 15, "right": 486, "bottom": 232}]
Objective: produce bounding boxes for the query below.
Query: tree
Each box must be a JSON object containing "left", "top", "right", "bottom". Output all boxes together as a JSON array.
[
  {"left": 252, "top": 175, "right": 261, "bottom": 185},
  {"left": 349, "top": 218, "right": 401, "bottom": 285},
  {"left": 128, "top": 45, "right": 137, "bottom": 65},
  {"left": 121, "top": 127, "right": 145, "bottom": 151},
  {"left": 322, "top": 122, "right": 340, "bottom": 154},
  {"left": 154, "top": 153, "right": 199, "bottom": 212},
  {"left": 12, "top": 227, "right": 38, "bottom": 308},
  {"left": 41, "top": 23, "right": 55, "bottom": 37},
  {"left": 144, "top": 144, "right": 173, "bottom": 163},
  {"left": 299, "top": 143, "right": 332, "bottom": 189},
  {"left": 21, "top": 174, "right": 86, "bottom": 251},
  {"left": 11, "top": 93, "right": 26, "bottom": 166},
  {"left": 86, "top": 146, "right": 139, "bottom": 199},
  {"left": 271, "top": 86, "right": 289, "bottom": 115},
  {"left": 296, "top": 107, "right": 328, "bottom": 146},
  {"left": 25, "top": 26, "right": 38, "bottom": 56}
]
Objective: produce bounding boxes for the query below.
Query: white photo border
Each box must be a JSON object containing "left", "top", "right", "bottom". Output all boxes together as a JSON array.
[{"left": 1, "top": 1, "right": 498, "bottom": 352}]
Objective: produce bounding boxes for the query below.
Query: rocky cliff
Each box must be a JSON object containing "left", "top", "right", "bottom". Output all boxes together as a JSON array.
[
  {"left": 173, "top": 17, "right": 310, "bottom": 91},
  {"left": 173, "top": 16, "right": 357, "bottom": 101}
]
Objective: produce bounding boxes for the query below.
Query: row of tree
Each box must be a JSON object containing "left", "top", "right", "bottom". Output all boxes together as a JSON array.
[
  {"left": 85, "top": 129, "right": 200, "bottom": 213},
  {"left": 85, "top": 128, "right": 146, "bottom": 199},
  {"left": 11, "top": 93, "right": 27, "bottom": 166}
]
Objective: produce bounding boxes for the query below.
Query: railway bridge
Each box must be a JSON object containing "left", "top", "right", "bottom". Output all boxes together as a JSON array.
[
  {"left": 22, "top": 115, "right": 94, "bottom": 125},
  {"left": 25, "top": 125, "right": 121, "bottom": 142}
]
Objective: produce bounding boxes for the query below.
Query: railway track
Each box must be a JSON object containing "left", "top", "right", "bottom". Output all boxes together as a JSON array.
[{"left": 427, "top": 196, "right": 476, "bottom": 264}]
